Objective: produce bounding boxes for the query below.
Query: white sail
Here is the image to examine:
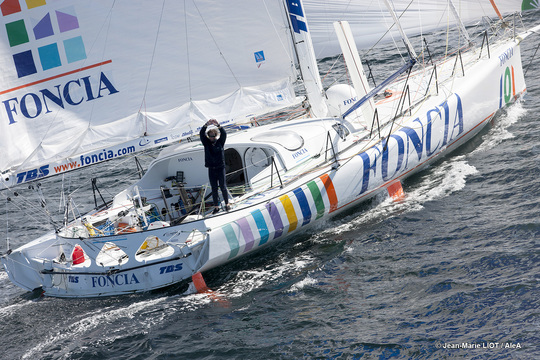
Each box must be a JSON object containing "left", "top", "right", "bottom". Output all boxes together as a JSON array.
[
  {"left": 304, "top": 0, "right": 527, "bottom": 58},
  {"left": 0, "top": 0, "right": 298, "bottom": 188}
]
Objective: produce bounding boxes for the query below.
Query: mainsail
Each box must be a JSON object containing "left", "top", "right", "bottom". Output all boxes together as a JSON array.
[{"left": 0, "top": 0, "right": 299, "bottom": 188}]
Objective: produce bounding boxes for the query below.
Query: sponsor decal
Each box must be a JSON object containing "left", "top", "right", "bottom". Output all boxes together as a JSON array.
[
  {"left": 139, "top": 138, "right": 151, "bottom": 146},
  {"left": 500, "top": 65, "right": 516, "bottom": 107},
  {"left": 498, "top": 47, "right": 514, "bottom": 67},
  {"left": 254, "top": 50, "right": 265, "bottom": 68},
  {"left": 3, "top": 72, "right": 119, "bottom": 125},
  {"left": 287, "top": 0, "right": 307, "bottom": 34},
  {"left": 159, "top": 263, "right": 183, "bottom": 274},
  {"left": 91, "top": 273, "right": 140, "bottom": 288},
  {"left": 154, "top": 137, "right": 168, "bottom": 144},
  {"left": 15, "top": 164, "right": 49, "bottom": 183},
  {"left": 343, "top": 96, "right": 358, "bottom": 106},
  {"left": 1, "top": 1, "right": 117, "bottom": 125},
  {"left": 358, "top": 93, "right": 464, "bottom": 195},
  {"left": 254, "top": 50, "right": 265, "bottom": 63},
  {"left": 14, "top": 145, "right": 137, "bottom": 183},
  {"left": 292, "top": 147, "right": 308, "bottom": 160}
]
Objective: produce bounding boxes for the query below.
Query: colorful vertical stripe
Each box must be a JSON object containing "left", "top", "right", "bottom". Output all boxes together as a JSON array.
[
  {"left": 320, "top": 174, "right": 338, "bottom": 213},
  {"left": 222, "top": 224, "right": 239, "bottom": 260},
  {"left": 266, "top": 202, "right": 284, "bottom": 239},
  {"left": 237, "top": 217, "right": 255, "bottom": 253},
  {"left": 279, "top": 194, "right": 298, "bottom": 233},
  {"left": 251, "top": 209, "right": 269, "bottom": 245},
  {"left": 307, "top": 180, "right": 325, "bottom": 219},
  {"left": 293, "top": 187, "right": 311, "bottom": 226}
]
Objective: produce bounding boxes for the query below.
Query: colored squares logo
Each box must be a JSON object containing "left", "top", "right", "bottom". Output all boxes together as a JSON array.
[{"left": 2, "top": 1, "right": 87, "bottom": 78}]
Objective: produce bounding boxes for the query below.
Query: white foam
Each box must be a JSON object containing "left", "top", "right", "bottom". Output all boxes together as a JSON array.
[
  {"left": 288, "top": 276, "right": 318, "bottom": 292},
  {"left": 0, "top": 300, "right": 33, "bottom": 318},
  {"left": 473, "top": 101, "right": 527, "bottom": 153},
  {"left": 317, "top": 157, "right": 478, "bottom": 236},
  {"left": 216, "top": 254, "right": 316, "bottom": 298}
]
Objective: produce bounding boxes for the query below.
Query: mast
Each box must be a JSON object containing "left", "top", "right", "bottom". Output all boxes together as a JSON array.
[{"left": 285, "top": 0, "right": 328, "bottom": 118}]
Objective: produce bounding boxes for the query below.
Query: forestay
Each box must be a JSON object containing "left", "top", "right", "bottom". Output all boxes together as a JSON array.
[{"left": 0, "top": 0, "right": 298, "bottom": 188}]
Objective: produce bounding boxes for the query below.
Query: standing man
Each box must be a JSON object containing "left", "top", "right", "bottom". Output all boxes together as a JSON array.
[{"left": 200, "top": 119, "right": 230, "bottom": 214}]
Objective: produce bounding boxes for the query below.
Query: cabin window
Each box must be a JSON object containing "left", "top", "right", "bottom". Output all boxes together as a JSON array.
[
  {"left": 332, "top": 123, "right": 349, "bottom": 139},
  {"left": 225, "top": 148, "right": 245, "bottom": 187}
]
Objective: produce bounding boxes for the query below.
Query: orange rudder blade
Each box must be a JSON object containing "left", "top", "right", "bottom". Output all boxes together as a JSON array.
[
  {"left": 192, "top": 272, "right": 210, "bottom": 293},
  {"left": 387, "top": 181, "right": 405, "bottom": 202}
]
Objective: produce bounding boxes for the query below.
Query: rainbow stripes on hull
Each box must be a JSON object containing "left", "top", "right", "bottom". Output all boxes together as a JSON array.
[{"left": 216, "top": 173, "right": 339, "bottom": 262}]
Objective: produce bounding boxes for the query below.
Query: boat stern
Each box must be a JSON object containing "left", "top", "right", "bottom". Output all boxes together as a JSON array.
[{"left": 1, "top": 249, "right": 46, "bottom": 292}]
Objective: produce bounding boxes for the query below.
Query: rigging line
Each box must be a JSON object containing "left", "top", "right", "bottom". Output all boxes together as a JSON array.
[
  {"left": 4, "top": 195, "right": 8, "bottom": 250},
  {"left": 322, "top": 55, "right": 347, "bottom": 91},
  {"left": 184, "top": 0, "right": 192, "bottom": 101},
  {"left": 64, "top": 151, "right": 147, "bottom": 199},
  {"left": 7, "top": 187, "right": 52, "bottom": 216},
  {"left": 140, "top": 0, "right": 166, "bottom": 108},
  {"left": 524, "top": 41, "right": 540, "bottom": 76},
  {"left": 4, "top": 195, "right": 54, "bottom": 229},
  {"left": 192, "top": 1, "right": 241, "bottom": 87}
]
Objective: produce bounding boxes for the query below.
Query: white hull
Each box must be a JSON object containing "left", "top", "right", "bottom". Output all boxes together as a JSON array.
[{"left": 1, "top": 34, "right": 529, "bottom": 298}]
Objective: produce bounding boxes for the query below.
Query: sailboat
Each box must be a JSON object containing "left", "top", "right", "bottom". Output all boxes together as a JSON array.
[{"left": 1, "top": 0, "right": 538, "bottom": 297}]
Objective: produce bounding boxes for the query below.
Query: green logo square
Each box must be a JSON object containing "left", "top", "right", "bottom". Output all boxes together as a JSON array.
[{"left": 6, "top": 19, "right": 29, "bottom": 47}]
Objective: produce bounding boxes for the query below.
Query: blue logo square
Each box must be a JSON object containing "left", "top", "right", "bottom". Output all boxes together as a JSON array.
[
  {"left": 64, "top": 36, "right": 86, "bottom": 63},
  {"left": 38, "top": 43, "right": 62, "bottom": 70},
  {"left": 13, "top": 50, "right": 37, "bottom": 77}
]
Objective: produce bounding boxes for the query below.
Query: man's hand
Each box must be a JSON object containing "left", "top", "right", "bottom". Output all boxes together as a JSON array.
[{"left": 206, "top": 119, "right": 219, "bottom": 127}]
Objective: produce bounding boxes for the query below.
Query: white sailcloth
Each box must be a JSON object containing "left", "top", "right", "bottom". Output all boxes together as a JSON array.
[
  {"left": 0, "top": 0, "right": 298, "bottom": 187},
  {"left": 304, "top": 0, "right": 528, "bottom": 58}
]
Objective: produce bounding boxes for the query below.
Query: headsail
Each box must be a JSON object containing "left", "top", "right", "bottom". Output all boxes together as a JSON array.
[
  {"left": 304, "top": 0, "right": 528, "bottom": 58},
  {"left": 0, "top": 0, "right": 299, "bottom": 188}
]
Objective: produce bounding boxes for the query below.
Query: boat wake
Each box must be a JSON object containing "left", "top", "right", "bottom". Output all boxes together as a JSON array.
[{"left": 21, "top": 297, "right": 172, "bottom": 360}]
